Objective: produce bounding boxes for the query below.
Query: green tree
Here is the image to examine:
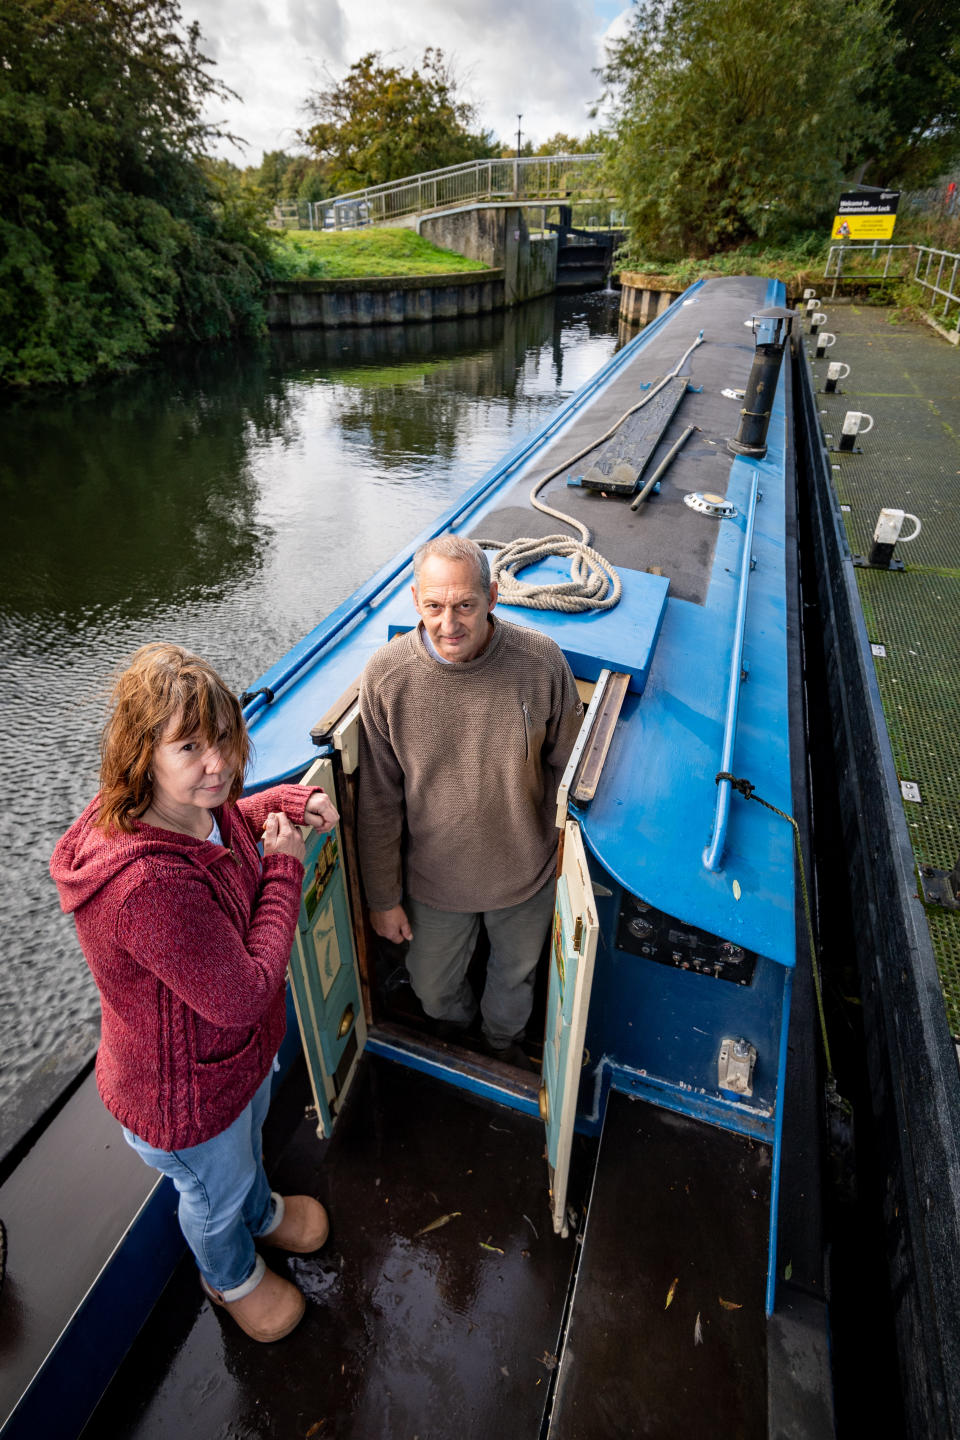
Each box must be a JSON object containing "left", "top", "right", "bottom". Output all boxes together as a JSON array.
[
  {"left": 862, "top": 0, "right": 960, "bottom": 185},
  {"left": 600, "top": 0, "right": 890, "bottom": 256},
  {"left": 250, "top": 151, "right": 331, "bottom": 204},
  {"left": 534, "top": 132, "right": 604, "bottom": 156},
  {"left": 0, "top": 0, "right": 273, "bottom": 388},
  {"left": 301, "top": 49, "right": 497, "bottom": 191}
]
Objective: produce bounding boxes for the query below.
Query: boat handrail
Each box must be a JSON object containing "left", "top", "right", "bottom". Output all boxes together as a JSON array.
[{"left": 702, "top": 468, "right": 762, "bottom": 872}]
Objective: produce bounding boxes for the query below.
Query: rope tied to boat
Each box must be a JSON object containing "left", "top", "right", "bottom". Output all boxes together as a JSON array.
[
  {"left": 715, "top": 770, "right": 833, "bottom": 1075},
  {"left": 476, "top": 331, "right": 705, "bottom": 613}
]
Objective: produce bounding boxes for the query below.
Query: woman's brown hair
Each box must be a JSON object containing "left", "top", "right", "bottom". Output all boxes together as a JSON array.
[{"left": 97, "top": 643, "right": 250, "bottom": 832}]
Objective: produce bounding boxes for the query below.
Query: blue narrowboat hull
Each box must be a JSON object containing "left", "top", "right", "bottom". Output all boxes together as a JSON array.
[{"left": 242, "top": 275, "right": 804, "bottom": 1296}]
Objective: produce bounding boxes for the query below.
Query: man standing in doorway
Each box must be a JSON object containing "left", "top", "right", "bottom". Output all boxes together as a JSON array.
[{"left": 357, "top": 536, "right": 583, "bottom": 1062}]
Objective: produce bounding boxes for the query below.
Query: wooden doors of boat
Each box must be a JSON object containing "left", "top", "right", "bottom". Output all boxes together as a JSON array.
[
  {"left": 542, "top": 820, "right": 599, "bottom": 1236},
  {"left": 288, "top": 755, "right": 368, "bottom": 1138}
]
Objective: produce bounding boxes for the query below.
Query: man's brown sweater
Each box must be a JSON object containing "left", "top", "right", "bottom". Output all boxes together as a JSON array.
[{"left": 357, "top": 616, "right": 583, "bottom": 914}]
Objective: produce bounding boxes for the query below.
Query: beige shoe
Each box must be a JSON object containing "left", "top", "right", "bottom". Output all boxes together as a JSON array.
[
  {"left": 202, "top": 1264, "right": 305, "bottom": 1342},
  {"left": 262, "top": 1194, "right": 330, "bottom": 1253}
]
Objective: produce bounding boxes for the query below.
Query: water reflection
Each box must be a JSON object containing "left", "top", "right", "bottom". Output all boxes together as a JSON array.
[{"left": 0, "top": 290, "right": 620, "bottom": 1158}]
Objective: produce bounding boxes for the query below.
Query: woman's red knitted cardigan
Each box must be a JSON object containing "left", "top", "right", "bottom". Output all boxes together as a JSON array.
[{"left": 50, "top": 784, "right": 316, "bottom": 1150}]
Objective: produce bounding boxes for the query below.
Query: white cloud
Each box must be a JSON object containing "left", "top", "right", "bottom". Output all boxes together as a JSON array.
[
  {"left": 179, "top": 0, "right": 611, "bottom": 162},
  {"left": 287, "top": 0, "right": 347, "bottom": 63}
]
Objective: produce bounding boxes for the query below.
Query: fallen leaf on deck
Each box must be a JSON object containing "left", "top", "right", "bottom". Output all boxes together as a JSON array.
[
  {"left": 784, "top": 1259, "right": 793, "bottom": 1281},
  {"left": 694, "top": 1312, "right": 703, "bottom": 1346},
  {"left": 665, "top": 1277, "right": 679, "bottom": 1310},
  {"left": 306, "top": 1422, "right": 326, "bottom": 1437},
  {"left": 415, "top": 1210, "right": 461, "bottom": 1236},
  {"left": 719, "top": 1298, "right": 742, "bottom": 1311},
  {"left": 480, "top": 1240, "right": 505, "bottom": 1254}
]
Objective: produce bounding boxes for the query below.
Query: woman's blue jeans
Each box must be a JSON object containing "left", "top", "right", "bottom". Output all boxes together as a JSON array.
[{"left": 122, "top": 1066, "right": 282, "bottom": 1299}]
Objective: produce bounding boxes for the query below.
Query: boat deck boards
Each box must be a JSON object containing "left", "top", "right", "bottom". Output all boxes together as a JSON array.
[
  {"left": 83, "top": 1054, "right": 594, "bottom": 1440},
  {"left": 546, "top": 1091, "right": 770, "bottom": 1440},
  {"left": 809, "top": 303, "right": 960, "bottom": 1035}
]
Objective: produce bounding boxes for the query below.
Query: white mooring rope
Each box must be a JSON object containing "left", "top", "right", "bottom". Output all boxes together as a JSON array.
[{"left": 475, "top": 331, "right": 704, "bottom": 612}]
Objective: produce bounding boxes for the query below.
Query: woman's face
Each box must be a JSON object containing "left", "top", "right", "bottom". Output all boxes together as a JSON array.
[{"left": 149, "top": 713, "right": 236, "bottom": 822}]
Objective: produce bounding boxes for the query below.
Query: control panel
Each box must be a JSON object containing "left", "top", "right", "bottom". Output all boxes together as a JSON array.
[{"left": 615, "top": 893, "right": 757, "bottom": 985}]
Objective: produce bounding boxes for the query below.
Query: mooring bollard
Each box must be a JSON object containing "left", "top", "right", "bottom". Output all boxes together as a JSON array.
[
  {"left": 809, "top": 310, "right": 827, "bottom": 336},
  {"left": 839, "top": 410, "right": 873, "bottom": 450},
  {"left": 824, "top": 360, "right": 850, "bottom": 393},
  {"left": 815, "top": 331, "right": 836, "bottom": 358},
  {"left": 867, "top": 508, "right": 921, "bottom": 568},
  {"left": 919, "top": 850, "right": 960, "bottom": 910},
  {"left": 805, "top": 297, "right": 819, "bottom": 319}
]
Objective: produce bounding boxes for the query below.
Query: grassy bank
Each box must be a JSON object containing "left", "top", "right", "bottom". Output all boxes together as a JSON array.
[
  {"left": 618, "top": 216, "right": 960, "bottom": 310},
  {"left": 618, "top": 232, "right": 830, "bottom": 298},
  {"left": 267, "top": 227, "right": 489, "bottom": 280}
]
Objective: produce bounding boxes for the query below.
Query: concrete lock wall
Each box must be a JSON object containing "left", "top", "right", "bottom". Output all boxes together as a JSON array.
[
  {"left": 265, "top": 271, "right": 505, "bottom": 329},
  {"left": 619, "top": 272, "right": 683, "bottom": 327},
  {"left": 419, "top": 207, "right": 558, "bottom": 306}
]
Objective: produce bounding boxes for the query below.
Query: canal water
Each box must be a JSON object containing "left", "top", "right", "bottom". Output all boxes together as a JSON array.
[{"left": 0, "top": 290, "right": 621, "bottom": 1159}]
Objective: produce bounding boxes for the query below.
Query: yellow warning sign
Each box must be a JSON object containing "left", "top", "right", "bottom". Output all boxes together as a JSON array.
[{"left": 831, "top": 190, "right": 899, "bottom": 242}]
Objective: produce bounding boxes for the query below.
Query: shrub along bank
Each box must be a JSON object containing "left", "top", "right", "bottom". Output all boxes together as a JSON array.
[{"left": 618, "top": 215, "right": 960, "bottom": 314}]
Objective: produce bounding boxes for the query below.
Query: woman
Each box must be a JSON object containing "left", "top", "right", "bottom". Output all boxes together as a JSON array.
[{"left": 50, "top": 643, "right": 339, "bottom": 1343}]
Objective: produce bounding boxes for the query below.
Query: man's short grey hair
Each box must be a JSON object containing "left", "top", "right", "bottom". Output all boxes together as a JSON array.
[{"left": 413, "top": 535, "right": 491, "bottom": 594}]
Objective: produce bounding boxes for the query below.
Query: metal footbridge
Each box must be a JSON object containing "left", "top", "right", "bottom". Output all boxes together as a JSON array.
[{"left": 273, "top": 153, "right": 612, "bottom": 231}]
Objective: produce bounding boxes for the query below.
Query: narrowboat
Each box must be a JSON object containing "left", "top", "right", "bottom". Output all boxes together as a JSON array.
[{"left": 1, "top": 276, "right": 836, "bottom": 1438}]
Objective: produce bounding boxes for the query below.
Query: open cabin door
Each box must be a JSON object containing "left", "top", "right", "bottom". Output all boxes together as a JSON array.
[
  {"left": 542, "top": 819, "right": 599, "bottom": 1237},
  {"left": 288, "top": 754, "right": 368, "bottom": 1138}
]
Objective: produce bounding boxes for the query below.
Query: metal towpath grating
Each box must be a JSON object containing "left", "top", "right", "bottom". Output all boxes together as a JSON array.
[{"left": 807, "top": 303, "right": 960, "bottom": 1031}]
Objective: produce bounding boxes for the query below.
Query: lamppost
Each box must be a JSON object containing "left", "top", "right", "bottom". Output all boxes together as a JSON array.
[{"left": 514, "top": 114, "right": 523, "bottom": 198}]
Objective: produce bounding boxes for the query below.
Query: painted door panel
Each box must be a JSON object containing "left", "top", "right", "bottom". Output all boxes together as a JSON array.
[
  {"left": 287, "top": 756, "right": 368, "bottom": 1137},
  {"left": 543, "top": 820, "right": 599, "bottom": 1236}
]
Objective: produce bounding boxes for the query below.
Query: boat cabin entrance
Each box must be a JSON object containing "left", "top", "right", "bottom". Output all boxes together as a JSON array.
[{"left": 287, "top": 663, "right": 613, "bottom": 1241}]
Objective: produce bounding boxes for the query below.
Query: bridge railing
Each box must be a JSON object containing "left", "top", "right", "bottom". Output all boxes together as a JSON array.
[
  {"left": 825, "top": 242, "right": 960, "bottom": 335},
  {"left": 309, "top": 154, "right": 607, "bottom": 231}
]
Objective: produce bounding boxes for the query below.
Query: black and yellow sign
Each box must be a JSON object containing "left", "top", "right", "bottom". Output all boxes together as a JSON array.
[{"left": 831, "top": 190, "right": 900, "bottom": 241}]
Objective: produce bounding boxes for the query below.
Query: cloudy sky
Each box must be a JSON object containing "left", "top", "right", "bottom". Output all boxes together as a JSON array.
[{"left": 179, "top": 0, "right": 633, "bottom": 163}]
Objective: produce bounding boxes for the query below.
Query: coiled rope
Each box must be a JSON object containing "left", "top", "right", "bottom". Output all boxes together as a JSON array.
[{"left": 475, "top": 331, "right": 704, "bottom": 612}]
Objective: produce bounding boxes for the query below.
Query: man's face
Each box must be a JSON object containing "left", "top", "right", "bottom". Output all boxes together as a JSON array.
[{"left": 412, "top": 555, "right": 498, "bottom": 663}]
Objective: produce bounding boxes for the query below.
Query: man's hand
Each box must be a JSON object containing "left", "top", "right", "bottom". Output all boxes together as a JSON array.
[
  {"left": 304, "top": 790, "right": 339, "bottom": 833},
  {"left": 370, "top": 905, "right": 413, "bottom": 944}
]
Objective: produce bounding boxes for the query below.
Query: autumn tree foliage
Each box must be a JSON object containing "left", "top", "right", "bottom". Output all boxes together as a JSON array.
[
  {"left": 600, "top": 0, "right": 891, "bottom": 256},
  {"left": 0, "top": 0, "right": 273, "bottom": 387},
  {"left": 301, "top": 50, "right": 497, "bottom": 191}
]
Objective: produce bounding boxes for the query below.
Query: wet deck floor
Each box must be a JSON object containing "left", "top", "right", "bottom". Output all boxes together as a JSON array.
[
  {"left": 548, "top": 1092, "right": 769, "bottom": 1440},
  {"left": 84, "top": 1054, "right": 593, "bottom": 1440}
]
